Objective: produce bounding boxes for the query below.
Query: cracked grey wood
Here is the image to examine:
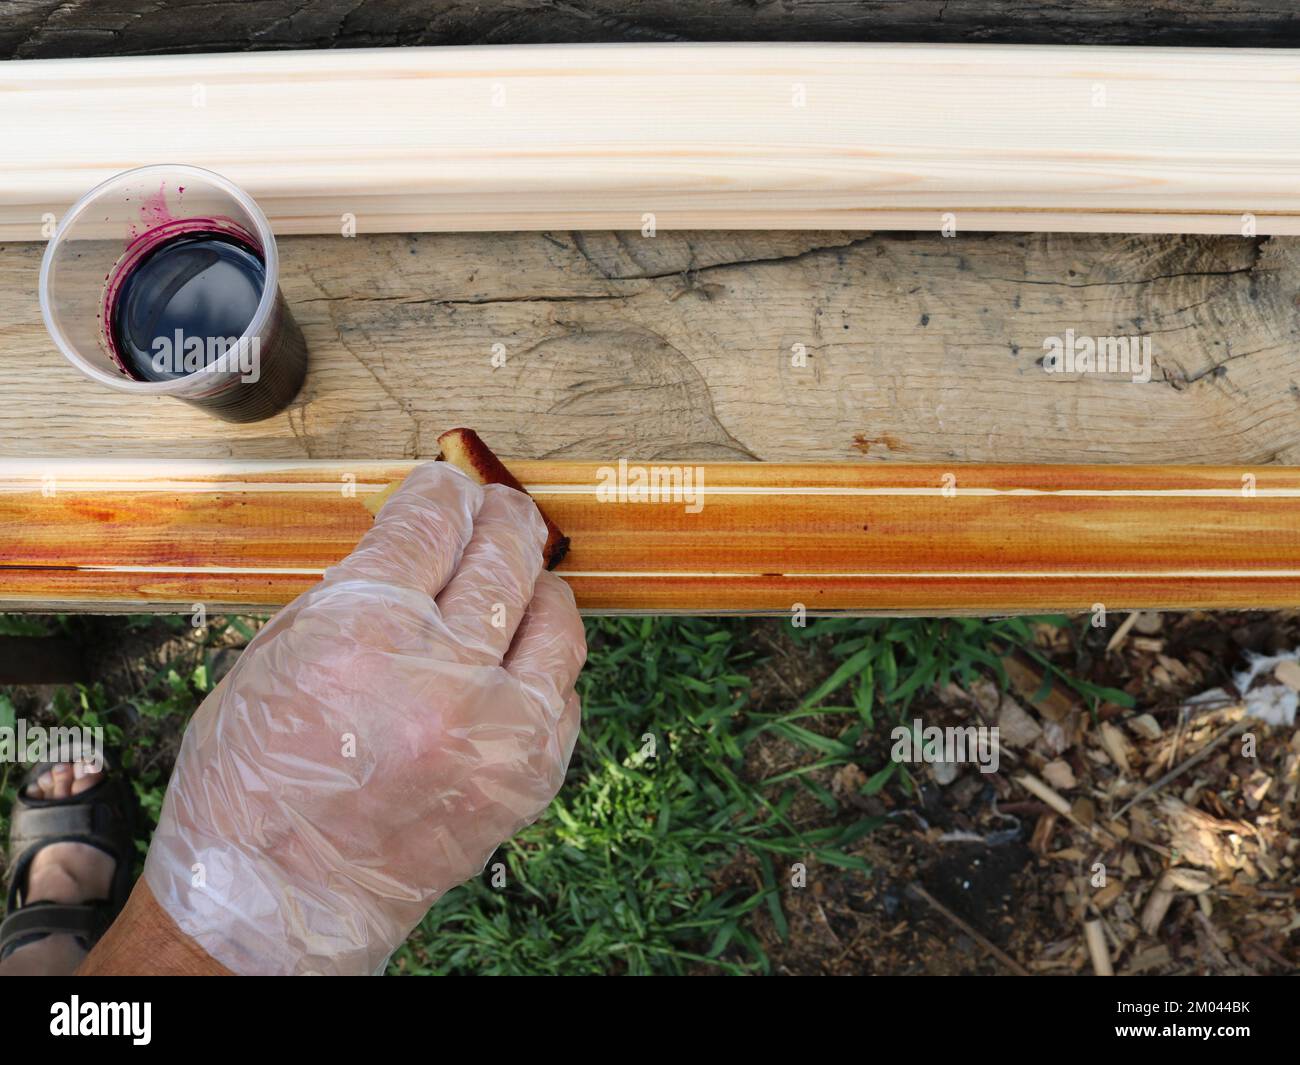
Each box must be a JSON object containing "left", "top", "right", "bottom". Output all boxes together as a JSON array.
[
  {"left": 5, "top": 0, "right": 1298, "bottom": 58},
  {"left": 4, "top": 231, "right": 1297, "bottom": 464}
]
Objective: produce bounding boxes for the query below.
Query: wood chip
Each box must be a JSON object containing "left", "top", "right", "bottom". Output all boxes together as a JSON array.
[
  {"left": 1015, "top": 772, "right": 1074, "bottom": 818},
  {"left": 1157, "top": 795, "right": 1251, "bottom": 877},
  {"left": 1157, "top": 654, "right": 1194, "bottom": 684},
  {"left": 1166, "top": 867, "right": 1215, "bottom": 893},
  {"left": 1099, "top": 721, "right": 1133, "bottom": 775},
  {"left": 1050, "top": 847, "right": 1088, "bottom": 861},
  {"left": 1092, "top": 879, "right": 1124, "bottom": 909},
  {"left": 1041, "top": 718, "right": 1075, "bottom": 757},
  {"left": 1134, "top": 612, "right": 1165, "bottom": 635},
  {"left": 1245, "top": 771, "right": 1272, "bottom": 810},
  {"left": 1274, "top": 659, "right": 1300, "bottom": 692},
  {"left": 1030, "top": 812, "right": 1058, "bottom": 855},
  {"left": 1084, "top": 919, "right": 1113, "bottom": 975},
  {"left": 1001, "top": 654, "right": 1075, "bottom": 723},
  {"left": 1140, "top": 873, "right": 1177, "bottom": 935},
  {"left": 1115, "top": 718, "right": 1250, "bottom": 819},
  {"left": 1105, "top": 611, "right": 1140, "bottom": 654},
  {"left": 997, "top": 696, "right": 1043, "bottom": 748},
  {"left": 1042, "top": 759, "right": 1077, "bottom": 790},
  {"left": 1125, "top": 944, "right": 1171, "bottom": 974},
  {"left": 1129, "top": 713, "right": 1163, "bottom": 741},
  {"left": 967, "top": 677, "right": 1002, "bottom": 715},
  {"left": 1015, "top": 777, "right": 1115, "bottom": 845}
]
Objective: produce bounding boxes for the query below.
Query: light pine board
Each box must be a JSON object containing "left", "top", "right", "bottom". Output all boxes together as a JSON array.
[{"left": 4, "top": 44, "right": 1300, "bottom": 239}]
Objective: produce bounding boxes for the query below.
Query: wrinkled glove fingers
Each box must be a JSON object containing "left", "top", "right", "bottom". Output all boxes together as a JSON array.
[
  {"left": 329, "top": 464, "right": 482, "bottom": 599},
  {"left": 552, "top": 688, "right": 582, "bottom": 787},
  {"left": 504, "top": 570, "right": 586, "bottom": 718},
  {"left": 434, "top": 484, "right": 547, "bottom": 665}
]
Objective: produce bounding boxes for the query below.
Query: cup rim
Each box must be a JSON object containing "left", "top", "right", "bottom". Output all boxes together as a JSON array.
[{"left": 38, "top": 164, "right": 281, "bottom": 396}]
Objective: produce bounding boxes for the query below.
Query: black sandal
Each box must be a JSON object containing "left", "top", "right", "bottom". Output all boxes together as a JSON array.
[{"left": 1, "top": 762, "right": 136, "bottom": 961}]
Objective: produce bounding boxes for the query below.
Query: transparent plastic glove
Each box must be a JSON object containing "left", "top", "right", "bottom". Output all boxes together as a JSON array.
[{"left": 142, "top": 463, "right": 585, "bottom": 975}]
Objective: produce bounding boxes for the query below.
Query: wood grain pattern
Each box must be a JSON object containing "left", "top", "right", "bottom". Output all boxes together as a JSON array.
[
  {"left": 8, "top": 0, "right": 1298, "bottom": 60},
  {"left": 4, "top": 459, "right": 1300, "bottom": 615},
  {"left": 5, "top": 44, "right": 1300, "bottom": 240},
  {"left": 3, "top": 231, "right": 1296, "bottom": 466}
]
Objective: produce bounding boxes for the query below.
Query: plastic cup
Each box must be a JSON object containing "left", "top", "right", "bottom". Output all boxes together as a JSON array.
[{"left": 39, "top": 164, "right": 307, "bottom": 423}]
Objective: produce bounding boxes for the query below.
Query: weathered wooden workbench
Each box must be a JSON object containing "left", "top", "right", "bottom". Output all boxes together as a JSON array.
[{"left": 4, "top": 228, "right": 1297, "bottom": 465}]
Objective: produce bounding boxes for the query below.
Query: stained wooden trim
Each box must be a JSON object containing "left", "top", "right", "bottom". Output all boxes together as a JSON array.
[
  {"left": 2, "top": 460, "right": 1298, "bottom": 615},
  {"left": 4, "top": 44, "right": 1300, "bottom": 240}
]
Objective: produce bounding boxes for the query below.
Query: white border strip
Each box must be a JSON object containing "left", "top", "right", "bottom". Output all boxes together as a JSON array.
[
  {"left": 2, "top": 482, "right": 1299, "bottom": 499},
  {"left": 49, "top": 565, "right": 1300, "bottom": 579}
]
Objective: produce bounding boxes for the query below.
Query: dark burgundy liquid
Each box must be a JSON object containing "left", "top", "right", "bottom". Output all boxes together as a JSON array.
[
  {"left": 111, "top": 232, "right": 263, "bottom": 380},
  {"left": 107, "top": 229, "right": 307, "bottom": 422}
]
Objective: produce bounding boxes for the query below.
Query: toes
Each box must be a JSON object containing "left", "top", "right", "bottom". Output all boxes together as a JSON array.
[
  {"left": 25, "top": 763, "right": 104, "bottom": 800},
  {"left": 70, "top": 762, "right": 103, "bottom": 796},
  {"left": 49, "top": 763, "right": 74, "bottom": 799},
  {"left": 27, "top": 769, "right": 55, "bottom": 799}
]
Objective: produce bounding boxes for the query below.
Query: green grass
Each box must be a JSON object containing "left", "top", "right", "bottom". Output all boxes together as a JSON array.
[
  {"left": 393, "top": 616, "right": 883, "bottom": 975},
  {"left": 391, "top": 614, "right": 1120, "bottom": 975},
  {"left": 786, "top": 615, "right": 1132, "bottom": 719},
  {"left": 0, "top": 611, "right": 1104, "bottom": 974}
]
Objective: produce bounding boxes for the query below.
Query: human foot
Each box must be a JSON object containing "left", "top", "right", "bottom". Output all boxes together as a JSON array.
[{"left": 1, "top": 762, "right": 129, "bottom": 976}]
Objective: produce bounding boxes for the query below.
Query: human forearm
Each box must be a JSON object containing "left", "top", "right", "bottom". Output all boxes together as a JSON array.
[{"left": 77, "top": 880, "right": 232, "bottom": 976}]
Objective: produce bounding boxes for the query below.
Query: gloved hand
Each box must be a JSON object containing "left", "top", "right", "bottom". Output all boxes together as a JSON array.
[{"left": 142, "top": 463, "right": 586, "bottom": 975}]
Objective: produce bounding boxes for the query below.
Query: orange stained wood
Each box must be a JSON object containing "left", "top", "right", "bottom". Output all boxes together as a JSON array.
[{"left": 2, "top": 459, "right": 1299, "bottom": 615}]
